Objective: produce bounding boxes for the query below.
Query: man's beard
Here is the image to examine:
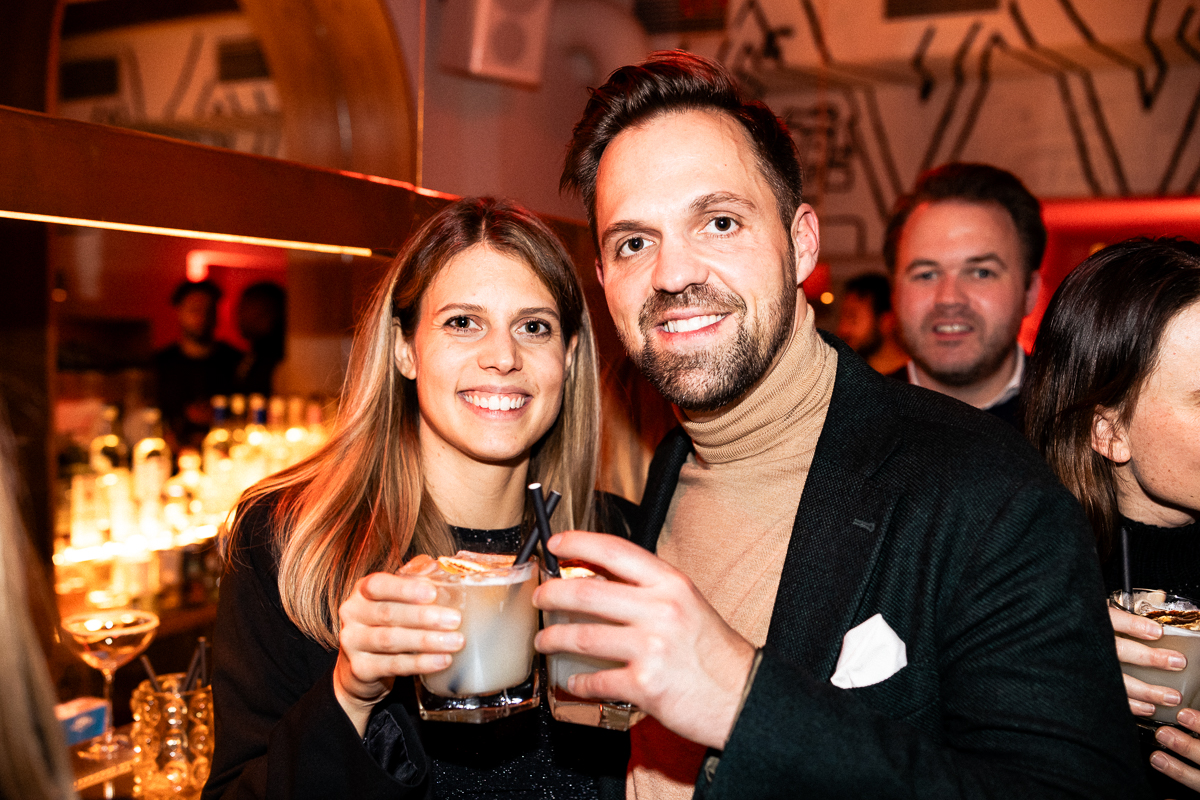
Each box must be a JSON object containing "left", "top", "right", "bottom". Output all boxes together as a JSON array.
[
  {"left": 902, "top": 307, "right": 1018, "bottom": 388},
  {"left": 622, "top": 282, "right": 795, "bottom": 412}
]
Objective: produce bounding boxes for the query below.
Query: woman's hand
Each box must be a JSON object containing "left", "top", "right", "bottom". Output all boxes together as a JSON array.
[
  {"left": 333, "top": 561, "right": 463, "bottom": 736},
  {"left": 1110, "top": 606, "right": 1186, "bottom": 716},
  {"left": 1152, "top": 709, "right": 1200, "bottom": 791}
]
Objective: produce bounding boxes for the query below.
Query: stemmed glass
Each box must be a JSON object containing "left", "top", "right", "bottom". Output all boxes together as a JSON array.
[{"left": 60, "top": 608, "right": 160, "bottom": 760}]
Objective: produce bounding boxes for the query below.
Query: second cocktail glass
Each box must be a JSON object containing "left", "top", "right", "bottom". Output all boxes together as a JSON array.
[{"left": 543, "top": 563, "right": 645, "bottom": 731}]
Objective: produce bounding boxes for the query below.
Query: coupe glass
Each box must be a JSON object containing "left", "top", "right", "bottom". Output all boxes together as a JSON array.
[{"left": 60, "top": 608, "right": 160, "bottom": 760}]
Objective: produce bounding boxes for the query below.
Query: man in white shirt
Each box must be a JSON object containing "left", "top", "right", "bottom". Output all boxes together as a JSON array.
[{"left": 884, "top": 163, "right": 1044, "bottom": 429}]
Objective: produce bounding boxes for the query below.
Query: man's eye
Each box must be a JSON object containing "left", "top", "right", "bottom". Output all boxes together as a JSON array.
[
  {"left": 707, "top": 216, "right": 737, "bottom": 233},
  {"left": 617, "top": 237, "right": 646, "bottom": 257}
]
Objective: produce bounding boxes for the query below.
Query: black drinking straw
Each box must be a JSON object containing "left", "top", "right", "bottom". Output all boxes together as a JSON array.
[
  {"left": 1120, "top": 525, "right": 1133, "bottom": 605},
  {"left": 182, "top": 644, "right": 202, "bottom": 693},
  {"left": 140, "top": 655, "right": 163, "bottom": 692},
  {"left": 529, "top": 483, "right": 560, "bottom": 576},
  {"left": 197, "top": 637, "right": 209, "bottom": 688},
  {"left": 515, "top": 487, "right": 563, "bottom": 566}
]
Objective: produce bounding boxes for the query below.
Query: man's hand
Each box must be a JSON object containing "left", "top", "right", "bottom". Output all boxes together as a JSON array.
[
  {"left": 1110, "top": 606, "right": 1186, "bottom": 716},
  {"left": 533, "top": 531, "right": 756, "bottom": 750},
  {"left": 334, "top": 564, "right": 464, "bottom": 737},
  {"left": 1152, "top": 708, "right": 1200, "bottom": 792}
]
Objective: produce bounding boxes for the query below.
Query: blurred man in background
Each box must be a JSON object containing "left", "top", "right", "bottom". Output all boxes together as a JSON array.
[
  {"left": 153, "top": 279, "right": 242, "bottom": 451},
  {"left": 833, "top": 272, "right": 907, "bottom": 375}
]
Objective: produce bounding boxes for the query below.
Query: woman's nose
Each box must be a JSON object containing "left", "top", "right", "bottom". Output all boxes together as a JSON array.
[{"left": 479, "top": 327, "right": 520, "bottom": 372}]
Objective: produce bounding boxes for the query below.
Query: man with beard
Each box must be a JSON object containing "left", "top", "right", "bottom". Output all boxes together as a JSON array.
[
  {"left": 884, "top": 163, "right": 1044, "bottom": 429},
  {"left": 833, "top": 273, "right": 907, "bottom": 375},
  {"left": 533, "top": 52, "right": 1145, "bottom": 799}
]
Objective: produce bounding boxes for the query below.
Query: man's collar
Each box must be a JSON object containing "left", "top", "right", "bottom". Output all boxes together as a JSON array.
[{"left": 906, "top": 347, "right": 1024, "bottom": 411}]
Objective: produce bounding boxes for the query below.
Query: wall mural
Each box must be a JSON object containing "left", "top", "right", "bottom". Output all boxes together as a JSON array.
[{"left": 710, "top": 0, "right": 1200, "bottom": 257}]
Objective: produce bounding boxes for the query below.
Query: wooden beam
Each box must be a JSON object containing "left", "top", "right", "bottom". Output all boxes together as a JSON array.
[{"left": 0, "top": 104, "right": 448, "bottom": 253}]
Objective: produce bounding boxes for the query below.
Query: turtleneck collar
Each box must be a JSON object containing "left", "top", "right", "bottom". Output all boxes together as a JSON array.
[{"left": 679, "top": 304, "right": 837, "bottom": 465}]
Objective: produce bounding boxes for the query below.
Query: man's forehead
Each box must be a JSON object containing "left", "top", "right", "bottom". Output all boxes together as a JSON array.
[{"left": 595, "top": 109, "right": 769, "bottom": 219}]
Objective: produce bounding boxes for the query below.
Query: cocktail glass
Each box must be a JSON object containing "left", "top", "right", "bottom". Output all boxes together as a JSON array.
[
  {"left": 542, "top": 563, "right": 644, "bottom": 730},
  {"left": 414, "top": 557, "right": 540, "bottom": 723},
  {"left": 61, "top": 608, "right": 160, "bottom": 759},
  {"left": 1111, "top": 589, "right": 1200, "bottom": 726}
]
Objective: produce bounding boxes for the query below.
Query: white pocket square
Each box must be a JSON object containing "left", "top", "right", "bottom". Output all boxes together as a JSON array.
[{"left": 829, "top": 613, "right": 907, "bottom": 689}]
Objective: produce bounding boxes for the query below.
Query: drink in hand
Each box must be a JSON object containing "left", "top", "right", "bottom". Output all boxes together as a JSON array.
[{"left": 413, "top": 551, "right": 539, "bottom": 722}]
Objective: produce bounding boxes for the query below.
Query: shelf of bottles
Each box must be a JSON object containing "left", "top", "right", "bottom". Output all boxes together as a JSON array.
[{"left": 54, "top": 394, "right": 331, "bottom": 614}]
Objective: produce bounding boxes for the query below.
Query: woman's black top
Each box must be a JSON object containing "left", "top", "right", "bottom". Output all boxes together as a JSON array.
[
  {"left": 1101, "top": 515, "right": 1200, "bottom": 800},
  {"left": 202, "top": 495, "right": 635, "bottom": 800}
]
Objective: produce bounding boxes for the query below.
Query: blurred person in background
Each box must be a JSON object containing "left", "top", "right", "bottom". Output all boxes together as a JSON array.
[
  {"left": 235, "top": 281, "right": 286, "bottom": 397},
  {"left": 154, "top": 279, "right": 243, "bottom": 452},
  {"left": 1025, "top": 237, "right": 1200, "bottom": 798},
  {"left": 0, "top": 406, "right": 77, "bottom": 800},
  {"left": 833, "top": 272, "right": 907, "bottom": 375},
  {"left": 885, "top": 163, "right": 1044, "bottom": 429}
]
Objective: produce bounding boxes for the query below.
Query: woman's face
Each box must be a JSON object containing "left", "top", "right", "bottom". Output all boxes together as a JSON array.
[
  {"left": 397, "top": 244, "right": 577, "bottom": 467},
  {"left": 1094, "top": 300, "right": 1200, "bottom": 526}
]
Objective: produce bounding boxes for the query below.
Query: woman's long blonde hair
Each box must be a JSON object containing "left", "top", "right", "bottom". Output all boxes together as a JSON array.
[
  {"left": 0, "top": 410, "right": 78, "bottom": 800},
  {"left": 228, "top": 197, "right": 600, "bottom": 648}
]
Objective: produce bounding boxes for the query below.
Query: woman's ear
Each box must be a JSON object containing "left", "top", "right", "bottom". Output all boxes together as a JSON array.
[
  {"left": 564, "top": 334, "right": 578, "bottom": 373},
  {"left": 395, "top": 329, "right": 417, "bottom": 380},
  {"left": 1091, "top": 407, "right": 1131, "bottom": 464}
]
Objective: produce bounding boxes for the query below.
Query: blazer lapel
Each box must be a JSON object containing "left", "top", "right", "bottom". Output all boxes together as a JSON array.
[
  {"left": 764, "top": 336, "right": 902, "bottom": 679},
  {"left": 634, "top": 426, "right": 692, "bottom": 553}
]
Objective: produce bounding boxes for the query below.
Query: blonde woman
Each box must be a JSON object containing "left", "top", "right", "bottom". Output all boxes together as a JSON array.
[
  {"left": 0, "top": 411, "right": 78, "bottom": 800},
  {"left": 203, "top": 198, "right": 631, "bottom": 800}
]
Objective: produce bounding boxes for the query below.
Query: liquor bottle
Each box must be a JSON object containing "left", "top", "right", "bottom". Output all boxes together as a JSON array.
[
  {"left": 201, "top": 396, "right": 235, "bottom": 514},
  {"left": 132, "top": 408, "right": 172, "bottom": 544},
  {"left": 284, "top": 396, "right": 310, "bottom": 464},
  {"left": 231, "top": 394, "right": 269, "bottom": 492},
  {"left": 88, "top": 405, "right": 129, "bottom": 475},
  {"left": 163, "top": 449, "right": 208, "bottom": 533},
  {"left": 265, "top": 395, "right": 291, "bottom": 474},
  {"left": 305, "top": 398, "right": 330, "bottom": 454},
  {"left": 228, "top": 394, "right": 248, "bottom": 446}
]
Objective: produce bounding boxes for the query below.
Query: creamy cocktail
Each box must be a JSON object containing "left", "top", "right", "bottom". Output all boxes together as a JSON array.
[
  {"left": 414, "top": 552, "right": 540, "bottom": 722},
  {"left": 543, "top": 562, "right": 644, "bottom": 730},
  {"left": 1113, "top": 589, "right": 1200, "bottom": 725}
]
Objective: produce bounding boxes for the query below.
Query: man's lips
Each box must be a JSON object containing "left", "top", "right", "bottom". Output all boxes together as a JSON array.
[
  {"left": 658, "top": 313, "right": 728, "bottom": 335},
  {"left": 459, "top": 391, "right": 529, "bottom": 411},
  {"left": 931, "top": 321, "right": 973, "bottom": 336}
]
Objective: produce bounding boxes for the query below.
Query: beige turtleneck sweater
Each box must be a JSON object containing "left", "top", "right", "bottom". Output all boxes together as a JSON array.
[{"left": 628, "top": 306, "right": 838, "bottom": 800}]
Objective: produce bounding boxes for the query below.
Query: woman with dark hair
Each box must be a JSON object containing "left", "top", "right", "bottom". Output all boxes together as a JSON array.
[
  {"left": 204, "top": 197, "right": 629, "bottom": 799},
  {"left": 1025, "top": 237, "right": 1200, "bottom": 797}
]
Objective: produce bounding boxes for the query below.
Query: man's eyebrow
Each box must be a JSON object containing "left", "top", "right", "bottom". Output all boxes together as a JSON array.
[
  {"left": 599, "top": 220, "right": 649, "bottom": 247},
  {"left": 690, "top": 192, "right": 756, "bottom": 213},
  {"left": 966, "top": 253, "right": 1008, "bottom": 269}
]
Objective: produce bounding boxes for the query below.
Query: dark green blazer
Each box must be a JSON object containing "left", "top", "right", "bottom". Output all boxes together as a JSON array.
[{"left": 635, "top": 335, "right": 1149, "bottom": 799}]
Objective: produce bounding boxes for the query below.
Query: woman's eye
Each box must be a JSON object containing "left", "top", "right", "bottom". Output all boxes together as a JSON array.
[
  {"left": 445, "top": 316, "right": 476, "bottom": 330},
  {"left": 520, "top": 320, "right": 551, "bottom": 336},
  {"left": 617, "top": 237, "right": 647, "bottom": 258}
]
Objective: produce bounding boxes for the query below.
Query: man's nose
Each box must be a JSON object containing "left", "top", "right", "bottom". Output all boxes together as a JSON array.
[
  {"left": 651, "top": 236, "right": 709, "bottom": 295},
  {"left": 479, "top": 327, "right": 520, "bottom": 372},
  {"left": 934, "top": 273, "right": 968, "bottom": 305}
]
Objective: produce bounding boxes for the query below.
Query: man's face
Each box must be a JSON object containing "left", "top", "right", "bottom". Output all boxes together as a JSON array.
[
  {"left": 593, "top": 109, "right": 819, "bottom": 412},
  {"left": 892, "top": 200, "right": 1040, "bottom": 388},
  {"left": 835, "top": 292, "right": 882, "bottom": 357},
  {"left": 177, "top": 291, "right": 217, "bottom": 343}
]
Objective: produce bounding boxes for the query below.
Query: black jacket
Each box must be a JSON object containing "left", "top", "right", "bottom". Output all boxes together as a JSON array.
[{"left": 639, "top": 336, "right": 1148, "bottom": 799}]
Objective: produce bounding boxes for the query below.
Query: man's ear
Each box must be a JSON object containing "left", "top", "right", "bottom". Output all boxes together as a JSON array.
[
  {"left": 791, "top": 204, "right": 820, "bottom": 286},
  {"left": 1091, "top": 407, "right": 1131, "bottom": 464},
  {"left": 1024, "top": 269, "right": 1043, "bottom": 317},
  {"left": 395, "top": 329, "right": 417, "bottom": 380},
  {"left": 594, "top": 258, "right": 605, "bottom": 288}
]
